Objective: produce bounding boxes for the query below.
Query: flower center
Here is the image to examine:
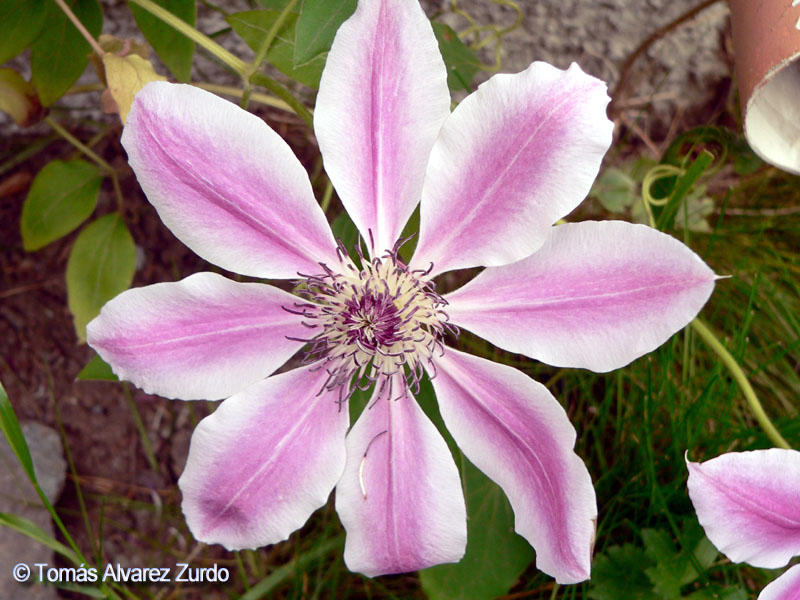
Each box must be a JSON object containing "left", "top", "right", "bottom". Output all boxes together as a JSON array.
[{"left": 288, "top": 248, "right": 452, "bottom": 400}]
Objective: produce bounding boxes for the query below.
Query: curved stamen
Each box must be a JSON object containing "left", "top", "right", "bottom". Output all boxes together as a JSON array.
[{"left": 286, "top": 247, "right": 455, "bottom": 399}]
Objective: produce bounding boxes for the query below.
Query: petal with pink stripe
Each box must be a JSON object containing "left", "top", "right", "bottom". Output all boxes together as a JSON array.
[
  {"left": 759, "top": 564, "right": 800, "bottom": 600},
  {"left": 411, "top": 62, "right": 613, "bottom": 276},
  {"left": 445, "top": 221, "right": 717, "bottom": 372},
  {"left": 87, "top": 272, "right": 307, "bottom": 400},
  {"left": 335, "top": 375, "right": 467, "bottom": 576},
  {"left": 687, "top": 449, "right": 800, "bottom": 569},
  {"left": 179, "top": 363, "right": 349, "bottom": 550},
  {"left": 430, "top": 348, "right": 596, "bottom": 584},
  {"left": 122, "top": 82, "right": 338, "bottom": 279},
  {"left": 314, "top": 0, "right": 450, "bottom": 253}
]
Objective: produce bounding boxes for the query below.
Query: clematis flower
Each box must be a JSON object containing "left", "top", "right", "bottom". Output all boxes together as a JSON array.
[
  {"left": 87, "top": 0, "right": 717, "bottom": 582},
  {"left": 687, "top": 449, "right": 800, "bottom": 599}
]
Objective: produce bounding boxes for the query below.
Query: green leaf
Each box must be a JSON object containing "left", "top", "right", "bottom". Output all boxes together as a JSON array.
[
  {"left": 0, "top": 0, "right": 47, "bottom": 64},
  {"left": 588, "top": 543, "right": 657, "bottom": 600},
  {"left": 591, "top": 167, "right": 636, "bottom": 214},
  {"left": 20, "top": 160, "right": 103, "bottom": 251},
  {"left": 31, "top": 0, "right": 102, "bottom": 106},
  {"left": 643, "top": 529, "right": 682, "bottom": 599},
  {"left": 674, "top": 185, "right": 714, "bottom": 233},
  {"left": 330, "top": 209, "right": 360, "bottom": 260},
  {"left": 732, "top": 136, "right": 763, "bottom": 175},
  {"left": 66, "top": 213, "right": 136, "bottom": 343},
  {"left": 432, "top": 22, "right": 481, "bottom": 92},
  {"left": 420, "top": 459, "right": 533, "bottom": 600},
  {"left": 643, "top": 521, "right": 718, "bottom": 599},
  {"left": 0, "top": 512, "right": 81, "bottom": 565},
  {"left": 238, "top": 535, "right": 344, "bottom": 600},
  {"left": 398, "top": 205, "right": 419, "bottom": 264},
  {"left": 656, "top": 150, "right": 714, "bottom": 231},
  {"left": 414, "top": 375, "right": 451, "bottom": 447},
  {"left": 347, "top": 385, "right": 369, "bottom": 427},
  {"left": 129, "top": 0, "right": 196, "bottom": 82},
  {"left": 689, "top": 538, "right": 718, "bottom": 581},
  {"left": 686, "top": 586, "right": 747, "bottom": 600},
  {"left": 294, "top": 0, "right": 355, "bottom": 66},
  {"left": 76, "top": 353, "right": 118, "bottom": 381},
  {"left": 660, "top": 126, "right": 733, "bottom": 171},
  {"left": 257, "top": 0, "right": 296, "bottom": 10},
  {"left": 0, "top": 380, "right": 36, "bottom": 482},
  {"left": 228, "top": 9, "right": 325, "bottom": 88}
]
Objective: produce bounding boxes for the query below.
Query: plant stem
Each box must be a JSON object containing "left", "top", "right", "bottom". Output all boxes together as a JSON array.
[
  {"left": 109, "top": 167, "right": 125, "bottom": 211},
  {"left": 239, "top": 87, "right": 253, "bottom": 109},
  {"left": 234, "top": 552, "right": 250, "bottom": 592},
  {"left": 0, "top": 134, "right": 58, "bottom": 176},
  {"left": 549, "top": 583, "right": 560, "bottom": 600},
  {"left": 127, "top": 0, "right": 247, "bottom": 76},
  {"left": 251, "top": 0, "right": 297, "bottom": 74},
  {"left": 691, "top": 318, "right": 791, "bottom": 449},
  {"left": 249, "top": 72, "right": 313, "bottom": 127},
  {"left": 65, "top": 83, "right": 105, "bottom": 95},
  {"left": 52, "top": 392, "right": 98, "bottom": 563},
  {"left": 45, "top": 116, "right": 126, "bottom": 210},
  {"left": 198, "top": 0, "right": 229, "bottom": 16},
  {"left": 238, "top": 535, "right": 344, "bottom": 600},
  {"left": 122, "top": 383, "right": 161, "bottom": 474},
  {"left": 39, "top": 373, "right": 123, "bottom": 600},
  {"left": 45, "top": 116, "right": 112, "bottom": 173},
  {"left": 241, "top": 0, "right": 297, "bottom": 109},
  {"left": 320, "top": 179, "right": 334, "bottom": 213},
  {"left": 121, "top": 0, "right": 312, "bottom": 124},
  {"left": 52, "top": 0, "right": 104, "bottom": 57}
]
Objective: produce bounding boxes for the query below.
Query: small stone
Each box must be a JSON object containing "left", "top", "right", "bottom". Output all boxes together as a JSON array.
[{"left": 0, "top": 422, "right": 67, "bottom": 600}]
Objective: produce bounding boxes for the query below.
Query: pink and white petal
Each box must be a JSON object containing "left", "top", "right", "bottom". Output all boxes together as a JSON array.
[
  {"left": 335, "top": 375, "right": 466, "bottom": 576},
  {"left": 411, "top": 62, "right": 613, "bottom": 276},
  {"left": 178, "top": 363, "right": 349, "bottom": 550},
  {"left": 87, "top": 272, "right": 307, "bottom": 401},
  {"left": 445, "top": 221, "right": 717, "bottom": 372},
  {"left": 430, "top": 348, "right": 596, "bottom": 584},
  {"left": 759, "top": 564, "right": 800, "bottom": 600},
  {"left": 314, "top": 0, "right": 450, "bottom": 253},
  {"left": 122, "top": 81, "right": 338, "bottom": 279},
  {"left": 686, "top": 449, "right": 800, "bottom": 569}
]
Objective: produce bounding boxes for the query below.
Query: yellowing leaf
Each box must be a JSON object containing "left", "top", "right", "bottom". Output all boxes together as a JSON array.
[
  {"left": 101, "top": 52, "right": 165, "bottom": 123},
  {"left": 0, "top": 68, "right": 43, "bottom": 127}
]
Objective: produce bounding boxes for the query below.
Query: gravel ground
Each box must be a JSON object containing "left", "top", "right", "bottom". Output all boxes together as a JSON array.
[
  {"left": 1, "top": 0, "right": 731, "bottom": 133},
  {"left": 433, "top": 0, "right": 729, "bottom": 93}
]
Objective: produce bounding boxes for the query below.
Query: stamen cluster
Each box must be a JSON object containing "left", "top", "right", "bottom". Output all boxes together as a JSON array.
[{"left": 288, "top": 246, "right": 452, "bottom": 400}]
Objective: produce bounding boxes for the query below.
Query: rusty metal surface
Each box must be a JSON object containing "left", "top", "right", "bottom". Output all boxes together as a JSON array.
[
  {"left": 730, "top": 0, "right": 800, "bottom": 174},
  {"left": 729, "top": 0, "right": 800, "bottom": 105}
]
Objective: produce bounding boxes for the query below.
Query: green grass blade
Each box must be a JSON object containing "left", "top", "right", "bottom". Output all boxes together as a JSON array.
[
  {"left": 0, "top": 380, "right": 36, "bottom": 480},
  {"left": 0, "top": 378, "right": 91, "bottom": 572},
  {"left": 0, "top": 512, "right": 80, "bottom": 564},
  {"left": 52, "top": 582, "right": 106, "bottom": 598},
  {"left": 656, "top": 150, "right": 714, "bottom": 231},
  {"left": 239, "top": 535, "right": 344, "bottom": 600}
]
